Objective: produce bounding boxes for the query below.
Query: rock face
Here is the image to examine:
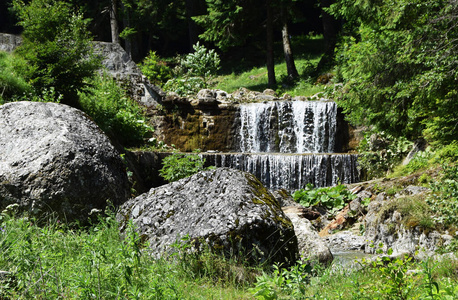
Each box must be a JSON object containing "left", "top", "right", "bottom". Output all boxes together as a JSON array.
[
  {"left": 283, "top": 206, "right": 334, "bottom": 266},
  {"left": 0, "top": 102, "right": 129, "bottom": 222},
  {"left": 0, "top": 33, "right": 22, "bottom": 52},
  {"left": 116, "top": 168, "right": 299, "bottom": 266}
]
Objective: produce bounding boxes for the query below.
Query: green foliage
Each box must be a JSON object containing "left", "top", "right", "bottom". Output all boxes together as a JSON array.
[
  {"left": 330, "top": 0, "right": 458, "bottom": 146},
  {"left": 193, "top": 1, "right": 247, "bottom": 51},
  {"left": 182, "top": 42, "right": 220, "bottom": 82},
  {"left": 250, "top": 261, "right": 312, "bottom": 300},
  {"left": 0, "top": 51, "right": 32, "bottom": 104},
  {"left": 12, "top": 0, "right": 100, "bottom": 108},
  {"left": 78, "top": 74, "right": 153, "bottom": 147},
  {"left": 357, "top": 131, "right": 412, "bottom": 179},
  {"left": 164, "top": 43, "right": 220, "bottom": 96},
  {"left": 427, "top": 164, "right": 458, "bottom": 226},
  {"left": 292, "top": 183, "right": 356, "bottom": 214},
  {"left": 0, "top": 210, "right": 183, "bottom": 299},
  {"left": 140, "top": 51, "right": 172, "bottom": 86},
  {"left": 392, "top": 149, "right": 434, "bottom": 177},
  {"left": 159, "top": 152, "right": 206, "bottom": 182},
  {"left": 163, "top": 76, "right": 206, "bottom": 97}
]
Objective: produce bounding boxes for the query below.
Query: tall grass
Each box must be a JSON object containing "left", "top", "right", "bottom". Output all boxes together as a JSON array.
[
  {"left": 0, "top": 209, "right": 255, "bottom": 299},
  {"left": 0, "top": 51, "right": 32, "bottom": 104}
]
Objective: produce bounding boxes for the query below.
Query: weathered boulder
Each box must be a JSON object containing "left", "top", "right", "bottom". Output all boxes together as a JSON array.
[
  {"left": 283, "top": 206, "right": 334, "bottom": 266},
  {"left": 0, "top": 102, "right": 130, "bottom": 222},
  {"left": 116, "top": 167, "right": 299, "bottom": 266}
]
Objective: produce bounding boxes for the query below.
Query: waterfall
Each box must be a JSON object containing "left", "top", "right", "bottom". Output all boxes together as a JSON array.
[
  {"left": 201, "top": 153, "right": 359, "bottom": 191},
  {"left": 238, "top": 101, "right": 337, "bottom": 153},
  {"left": 200, "top": 99, "right": 359, "bottom": 190}
]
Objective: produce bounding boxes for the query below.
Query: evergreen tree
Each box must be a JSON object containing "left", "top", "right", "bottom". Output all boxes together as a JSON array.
[{"left": 12, "top": 0, "right": 100, "bottom": 108}]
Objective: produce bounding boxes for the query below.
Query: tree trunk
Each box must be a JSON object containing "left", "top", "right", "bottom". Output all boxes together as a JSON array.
[
  {"left": 315, "top": 0, "right": 339, "bottom": 74},
  {"left": 110, "top": 0, "right": 119, "bottom": 44},
  {"left": 266, "top": 0, "right": 276, "bottom": 86},
  {"left": 186, "top": 0, "right": 199, "bottom": 51},
  {"left": 281, "top": 5, "right": 299, "bottom": 79}
]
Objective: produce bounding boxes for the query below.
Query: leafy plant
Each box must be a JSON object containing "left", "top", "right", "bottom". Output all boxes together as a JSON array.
[
  {"left": 292, "top": 183, "right": 356, "bottom": 213},
  {"left": 357, "top": 130, "right": 413, "bottom": 179},
  {"left": 427, "top": 164, "right": 458, "bottom": 226},
  {"left": 164, "top": 43, "right": 220, "bottom": 96},
  {"left": 78, "top": 74, "right": 153, "bottom": 146},
  {"left": 12, "top": 0, "right": 101, "bottom": 108},
  {"left": 140, "top": 51, "right": 172, "bottom": 86},
  {"left": 159, "top": 151, "right": 206, "bottom": 182},
  {"left": 250, "top": 260, "right": 312, "bottom": 300}
]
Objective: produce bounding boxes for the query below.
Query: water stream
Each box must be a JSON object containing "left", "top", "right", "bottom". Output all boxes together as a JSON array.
[{"left": 203, "top": 100, "right": 359, "bottom": 190}]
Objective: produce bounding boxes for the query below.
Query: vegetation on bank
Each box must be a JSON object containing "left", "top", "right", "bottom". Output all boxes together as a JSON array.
[{"left": 1, "top": 0, "right": 458, "bottom": 299}]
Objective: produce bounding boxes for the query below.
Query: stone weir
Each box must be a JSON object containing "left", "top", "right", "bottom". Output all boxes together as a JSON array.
[
  {"left": 126, "top": 151, "right": 359, "bottom": 193},
  {"left": 149, "top": 89, "right": 358, "bottom": 153},
  {"left": 201, "top": 152, "right": 359, "bottom": 191}
]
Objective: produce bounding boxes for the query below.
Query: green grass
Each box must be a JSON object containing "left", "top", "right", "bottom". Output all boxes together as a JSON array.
[
  {"left": 1, "top": 206, "right": 458, "bottom": 299},
  {"left": 211, "top": 35, "right": 328, "bottom": 97},
  {"left": 0, "top": 51, "right": 32, "bottom": 104},
  {"left": 0, "top": 210, "right": 256, "bottom": 299}
]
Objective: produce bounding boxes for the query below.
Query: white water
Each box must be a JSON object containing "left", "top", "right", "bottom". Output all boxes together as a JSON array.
[
  {"left": 238, "top": 101, "right": 337, "bottom": 153},
  {"left": 202, "top": 153, "right": 359, "bottom": 190}
]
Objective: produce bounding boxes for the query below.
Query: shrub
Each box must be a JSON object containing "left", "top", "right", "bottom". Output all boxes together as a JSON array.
[
  {"left": 159, "top": 152, "right": 205, "bottom": 182},
  {"left": 427, "top": 164, "right": 458, "bottom": 226},
  {"left": 140, "top": 51, "right": 172, "bottom": 86},
  {"left": 12, "top": 0, "right": 100, "bottom": 108},
  {"left": 357, "top": 130, "right": 412, "bottom": 179},
  {"left": 163, "top": 42, "right": 220, "bottom": 96},
  {"left": 78, "top": 74, "right": 153, "bottom": 146}
]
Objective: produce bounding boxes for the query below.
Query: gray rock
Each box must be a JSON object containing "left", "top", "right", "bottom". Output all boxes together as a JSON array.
[
  {"left": 116, "top": 168, "right": 298, "bottom": 266},
  {"left": 283, "top": 206, "right": 333, "bottom": 266},
  {"left": 323, "top": 230, "right": 366, "bottom": 251},
  {"left": 0, "top": 102, "right": 129, "bottom": 222},
  {"left": 0, "top": 33, "right": 22, "bottom": 52}
]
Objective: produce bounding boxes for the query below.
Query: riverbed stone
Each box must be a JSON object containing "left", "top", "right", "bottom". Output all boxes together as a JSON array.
[
  {"left": 0, "top": 101, "right": 129, "bottom": 222},
  {"left": 116, "top": 168, "right": 299, "bottom": 266}
]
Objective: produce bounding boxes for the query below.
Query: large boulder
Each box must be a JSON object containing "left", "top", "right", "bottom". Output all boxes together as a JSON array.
[
  {"left": 117, "top": 168, "right": 299, "bottom": 266},
  {"left": 283, "top": 206, "right": 334, "bottom": 266},
  {"left": 0, "top": 102, "right": 130, "bottom": 222}
]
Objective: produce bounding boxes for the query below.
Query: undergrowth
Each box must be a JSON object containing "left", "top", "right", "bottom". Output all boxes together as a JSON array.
[{"left": 0, "top": 207, "right": 254, "bottom": 299}]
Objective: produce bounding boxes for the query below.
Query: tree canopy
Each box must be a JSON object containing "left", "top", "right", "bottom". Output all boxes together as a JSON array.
[{"left": 330, "top": 0, "right": 458, "bottom": 146}]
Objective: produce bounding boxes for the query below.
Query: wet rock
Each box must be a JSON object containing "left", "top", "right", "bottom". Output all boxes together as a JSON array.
[
  {"left": 117, "top": 168, "right": 299, "bottom": 266},
  {"left": 0, "top": 102, "right": 129, "bottom": 222}
]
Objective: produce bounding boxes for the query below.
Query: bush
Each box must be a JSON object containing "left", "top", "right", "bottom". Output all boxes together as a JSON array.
[
  {"left": 78, "top": 74, "right": 153, "bottom": 146},
  {"left": 427, "top": 164, "right": 458, "bottom": 226},
  {"left": 140, "top": 51, "right": 172, "bottom": 86},
  {"left": 163, "top": 42, "right": 220, "bottom": 96},
  {"left": 159, "top": 152, "right": 205, "bottom": 182},
  {"left": 12, "top": 0, "right": 100, "bottom": 108},
  {"left": 357, "top": 130, "right": 412, "bottom": 179}
]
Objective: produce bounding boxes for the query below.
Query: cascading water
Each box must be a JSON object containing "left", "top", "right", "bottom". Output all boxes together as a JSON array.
[
  {"left": 238, "top": 101, "right": 337, "bottom": 153},
  {"left": 203, "top": 100, "right": 358, "bottom": 190},
  {"left": 202, "top": 153, "right": 359, "bottom": 191}
]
